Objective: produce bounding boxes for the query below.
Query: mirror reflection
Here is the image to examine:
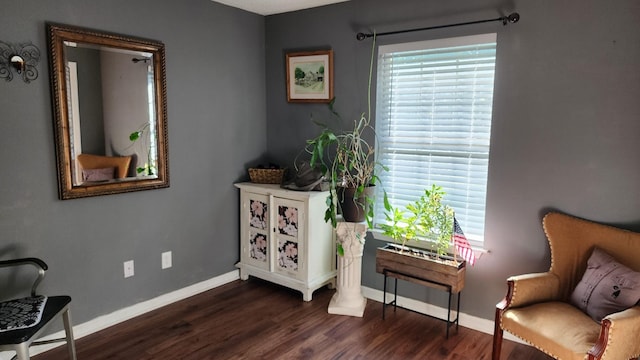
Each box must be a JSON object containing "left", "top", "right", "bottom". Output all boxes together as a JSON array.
[
  {"left": 65, "top": 42, "right": 157, "bottom": 185},
  {"left": 48, "top": 23, "right": 169, "bottom": 199}
]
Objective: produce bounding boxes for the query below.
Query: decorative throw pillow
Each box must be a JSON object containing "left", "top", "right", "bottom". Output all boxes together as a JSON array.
[
  {"left": 82, "top": 167, "right": 115, "bottom": 182},
  {"left": 570, "top": 247, "right": 640, "bottom": 322},
  {"left": 0, "top": 296, "right": 48, "bottom": 332}
]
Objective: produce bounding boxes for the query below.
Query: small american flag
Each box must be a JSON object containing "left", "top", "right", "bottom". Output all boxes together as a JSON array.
[{"left": 454, "top": 217, "right": 476, "bottom": 266}]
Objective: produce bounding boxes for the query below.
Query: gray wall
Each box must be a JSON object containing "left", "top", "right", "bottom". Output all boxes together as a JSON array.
[
  {"left": 0, "top": 0, "right": 265, "bottom": 325},
  {"left": 266, "top": 0, "right": 640, "bottom": 319},
  {"left": 1, "top": 0, "right": 639, "bottom": 333}
]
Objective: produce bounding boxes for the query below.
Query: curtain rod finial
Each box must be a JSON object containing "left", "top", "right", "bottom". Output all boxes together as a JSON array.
[
  {"left": 356, "top": 32, "right": 370, "bottom": 41},
  {"left": 503, "top": 12, "right": 520, "bottom": 25}
]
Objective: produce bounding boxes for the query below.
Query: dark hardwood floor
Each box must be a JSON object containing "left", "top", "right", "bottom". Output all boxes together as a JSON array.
[{"left": 35, "top": 279, "right": 552, "bottom": 359}]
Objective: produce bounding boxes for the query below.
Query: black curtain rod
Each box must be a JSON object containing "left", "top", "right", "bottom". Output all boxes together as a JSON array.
[{"left": 356, "top": 12, "right": 520, "bottom": 41}]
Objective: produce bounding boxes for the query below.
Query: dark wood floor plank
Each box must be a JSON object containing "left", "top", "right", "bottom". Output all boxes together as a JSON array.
[{"left": 33, "top": 279, "right": 553, "bottom": 360}]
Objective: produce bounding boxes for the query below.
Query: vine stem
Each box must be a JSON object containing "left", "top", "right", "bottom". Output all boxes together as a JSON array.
[{"left": 367, "top": 32, "right": 376, "bottom": 126}]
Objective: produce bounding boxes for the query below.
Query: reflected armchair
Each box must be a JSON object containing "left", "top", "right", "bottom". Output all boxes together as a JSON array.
[
  {"left": 492, "top": 212, "right": 640, "bottom": 360},
  {"left": 0, "top": 258, "right": 76, "bottom": 360},
  {"left": 77, "top": 153, "right": 132, "bottom": 180}
]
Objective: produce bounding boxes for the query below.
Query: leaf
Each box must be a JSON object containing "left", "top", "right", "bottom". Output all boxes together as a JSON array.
[
  {"left": 326, "top": 131, "right": 338, "bottom": 142},
  {"left": 324, "top": 194, "right": 337, "bottom": 228},
  {"left": 129, "top": 131, "right": 141, "bottom": 141},
  {"left": 366, "top": 205, "right": 374, "bottom": 228},
  {"left": 337, "top": 243, "right": 344, "bottom": 257},
  {"left": 328, "top": 97, "right": 337, "bottom": 114}
]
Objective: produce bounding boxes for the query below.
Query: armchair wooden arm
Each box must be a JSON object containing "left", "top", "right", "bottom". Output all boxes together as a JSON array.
[
  {"left": 588, "top": 306, "right": 640, "bottom": 360},
  {"left": 0, "top": 257, "right": 48, "bottom": 297},
  {"left": 493, "top": 272, "right": 560, "bottom": 360},
  {"left": 505, "top": 272, "right": 561, "bottom": 308}
]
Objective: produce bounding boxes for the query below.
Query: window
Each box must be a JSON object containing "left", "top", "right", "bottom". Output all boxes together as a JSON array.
[{"left": 374, "top": 33, "right": 497, "bottom": 243}]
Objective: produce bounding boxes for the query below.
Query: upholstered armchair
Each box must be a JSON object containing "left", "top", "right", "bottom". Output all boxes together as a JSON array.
[
  {"left": 492, "top": 212, "right": 640, "bottom": 360},
  {"left": 77, "top": 153, "right": 132, "bottom": 180}
]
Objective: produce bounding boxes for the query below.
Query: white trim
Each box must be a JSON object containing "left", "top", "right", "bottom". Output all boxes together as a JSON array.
[
  {"left": 1, "top": 271, "right": 527, "bottom": 359},
  {"left": 378, "top": 33, "right": 497, "bottom": 54},
  {"left": 0, "top": 270, "right": 240, "bottom": 360}
]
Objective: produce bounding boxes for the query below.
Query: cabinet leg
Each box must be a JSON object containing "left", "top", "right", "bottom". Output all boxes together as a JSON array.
[
  {"left": 303, "top": 290, "right": 312, "bottom": 302},
  {"left": 239, "top": 269, "right": 249, "bottom": 280},
  {"left": 327, "top": 278, "right": 336, "bottom": 290}
]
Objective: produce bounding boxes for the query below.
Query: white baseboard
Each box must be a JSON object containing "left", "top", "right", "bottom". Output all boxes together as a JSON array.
[
  {"left": 0, "top": 270, "right": 240, "bottom": 360},
  {"left": 361, "top": 286, "right": 526, "bottom": 345},
  {"left": 2, "top": 272, "right": 526, "bottom": 360}
]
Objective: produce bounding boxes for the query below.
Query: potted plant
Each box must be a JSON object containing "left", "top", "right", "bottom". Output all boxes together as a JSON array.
[
  {"left": 380, "top": 184, "right": 454, "bottom": 258},
  {"left": 300, "top": 37, "right": 385, "bottom": 234},
  {"left": 297, "top": 36, "right": 383, "bottom": 317},
  {"left": 303, "top": 103, "right": 383, "bottom": 222},
  {"left": 376, "top": 184, "right": 465, "bottom": 293},
  {"left": 302, "top": 108, "right": 383, "bottom": 316}
]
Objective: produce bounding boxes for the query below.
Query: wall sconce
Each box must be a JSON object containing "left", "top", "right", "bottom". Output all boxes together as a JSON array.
[{"left": 0, "top": 41, "right": 40, "bottom": 83}]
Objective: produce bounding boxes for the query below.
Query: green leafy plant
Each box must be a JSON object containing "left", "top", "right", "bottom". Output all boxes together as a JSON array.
[
  {"left": 303, "top": 106, "right": 385, "bottom": 256},
  {"left": 302, "top": 101, "right": 384, "bottom": 224},
  {"left": 380, "top": 184, "right": 454, "bottom": 258},
  {"left": 296, "top": 36, "right": 386, "bottom": 257},
  {"left": 128, "top": 123, "right": 155, "bottom": 176},
  {"left": 300, "top": 34, "right": 386, "bottom": 229}
]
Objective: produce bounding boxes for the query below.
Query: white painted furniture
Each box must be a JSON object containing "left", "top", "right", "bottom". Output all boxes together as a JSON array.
[
  {"left": 234, "top": 183, "right": 336, "bottom": 301},
  {"left": 328, "top": 222, "right": 367, "bottom": 317}
]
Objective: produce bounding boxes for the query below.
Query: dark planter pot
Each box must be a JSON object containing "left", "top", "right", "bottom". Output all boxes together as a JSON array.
[
  {"left": 375, "top": 243, "right": 466, "bottom": 293},
  {"left": 338, "top": 186, "right": 374, "bottom": 223}
]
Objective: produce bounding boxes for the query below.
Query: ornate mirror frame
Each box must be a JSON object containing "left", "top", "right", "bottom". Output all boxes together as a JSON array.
[{"left": 47, "top": 23, "right": 169, "bottom": 200}]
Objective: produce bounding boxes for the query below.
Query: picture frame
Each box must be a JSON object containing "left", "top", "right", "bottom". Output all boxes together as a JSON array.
[{"left": 286, "top": 50, "right": 333, "bottom": 103}]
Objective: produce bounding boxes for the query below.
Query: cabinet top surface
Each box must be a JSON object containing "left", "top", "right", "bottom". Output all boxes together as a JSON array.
[{"left": 234, "top": 182, "right": 329, "bottom": 198}]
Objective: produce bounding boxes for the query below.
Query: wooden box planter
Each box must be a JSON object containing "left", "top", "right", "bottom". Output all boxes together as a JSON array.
[{"left": 375, "top": 244, "right": 466, "bottom": 293}]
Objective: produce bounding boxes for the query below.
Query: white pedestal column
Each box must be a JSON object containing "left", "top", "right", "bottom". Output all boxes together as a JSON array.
[{"left": 328, "top": 222, "right": 367, "bottom": 317}]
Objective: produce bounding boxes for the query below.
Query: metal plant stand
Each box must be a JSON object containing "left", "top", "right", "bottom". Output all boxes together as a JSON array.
[{"left": 381, "top": 268, "right": 461, "bottom": 339}]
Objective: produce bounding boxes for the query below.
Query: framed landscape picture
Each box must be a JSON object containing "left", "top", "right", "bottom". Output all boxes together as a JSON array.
[{"left": 286, "top": 50, "right": 333, "bottom": 103}]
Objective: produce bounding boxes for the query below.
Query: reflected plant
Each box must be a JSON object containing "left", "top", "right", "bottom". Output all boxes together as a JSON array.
[{"left": 128, "top": 123, "right": 155, "bottom": 176}]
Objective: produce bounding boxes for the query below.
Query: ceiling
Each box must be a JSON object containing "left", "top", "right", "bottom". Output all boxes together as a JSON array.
[{"left": 211, "top": 0, "right": 350, "bottom": 15}]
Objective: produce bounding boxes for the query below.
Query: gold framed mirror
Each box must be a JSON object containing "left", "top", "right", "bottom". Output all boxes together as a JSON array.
[{"left": 47, "top": 23, "right": 169, "bottom": 199}]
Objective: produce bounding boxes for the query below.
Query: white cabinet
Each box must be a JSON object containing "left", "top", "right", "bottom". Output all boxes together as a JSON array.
[{"left": 234, "top": 182, "right": 336, "bottom": 301}]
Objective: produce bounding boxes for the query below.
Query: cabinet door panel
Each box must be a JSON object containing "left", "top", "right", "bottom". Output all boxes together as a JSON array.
[
  {"left": 242, "top": 193, "right": 270, "bottom": 270},
  {"left": 249, "top": 231, "right": 268, "bottom": 263},
  {"left": 249, "top": 198, "right": 269, "bottom": 230},
  {"left": 274, "top": 198, "right": 304, "bottom": 278},
  {"left": 277, "top": 238, "right": 299, "bottom": 272}
]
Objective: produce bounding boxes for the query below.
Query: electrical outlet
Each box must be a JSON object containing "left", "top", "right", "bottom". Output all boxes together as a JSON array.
[
  {"left": 124, "top": 260, "right": 134, "bottom": 278},
  {"left": 161, "top": 251, "right": 172, "bottom": 269}
]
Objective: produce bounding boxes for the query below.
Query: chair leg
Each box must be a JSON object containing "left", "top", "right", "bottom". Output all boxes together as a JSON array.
[
  {"left": 14, "top": 343, "right": 30, "bottom": 360},
  {"left": 62, "top": 309, "right": 77, "bottom": 360},
  {"left": 492, "top": 313, "right": 504, "bottom": 360}
]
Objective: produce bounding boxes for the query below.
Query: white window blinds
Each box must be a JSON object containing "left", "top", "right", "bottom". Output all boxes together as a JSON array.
[{"left": 374, "top": 34, "right": 497, "bottom": 242}]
